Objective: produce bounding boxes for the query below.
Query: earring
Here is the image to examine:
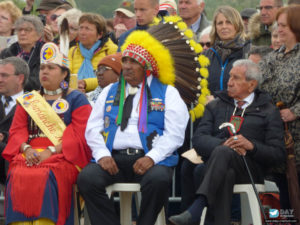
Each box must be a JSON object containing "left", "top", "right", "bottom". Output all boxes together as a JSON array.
[{"left": 60, "top": 80, "right": 69, "bottom": 90}]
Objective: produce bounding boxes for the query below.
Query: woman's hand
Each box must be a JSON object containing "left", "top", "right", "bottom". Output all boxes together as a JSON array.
[
  {"left": 38, "top": 144, "right": 62, "bottom": 164},
  {"left": 25, "top": 148, "right": 40, "bottom": 166},
  {"left": 78, "top": 80, "right": 86, "bottom": 93},
  {"left": 37, "top": 150, "right": 52, "bottom": 164},
  {"left": 280, "top": 108, "right": 297, "bottom": 122},
  {"left": 55, "top": 144, "right": 62, "bottom": 154}
]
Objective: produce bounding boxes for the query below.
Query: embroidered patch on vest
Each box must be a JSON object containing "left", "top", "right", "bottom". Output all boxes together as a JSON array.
[
  {"left": 150, "top": 98, "right": 165, "bottom": 111},
  {"left": 104, "top": 116, "right": 110, "bottom": 128}
]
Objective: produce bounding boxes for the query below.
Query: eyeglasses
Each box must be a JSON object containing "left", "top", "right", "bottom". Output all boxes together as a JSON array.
[
  {"left": 50, "top": 14, "right": 60, "bottom": 21},
  {"left": 256, "top": 5, "right": 276, "bottom": 10},
  {"left": 69, "top": 26, "right": 79, "bottom": 32},
  {"left": 95, "top": 66, "right": 112, "bottom": 75},
  {"left": 0, "top": 15, "right": 9, "bottom": 21},
  {"left": 200, "top": 42, "right": 211, "bottom": 48},
  {"left": 16, "top": 27, "right": 34, "bottom": 33},
  {"left": 0, "top": 73, "right": 16, "bottom": 79}
]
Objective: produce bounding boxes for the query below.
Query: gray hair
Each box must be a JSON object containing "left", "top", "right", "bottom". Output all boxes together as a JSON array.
[
  {"left": 14, "top": 15, "right": 44, "bottom": 36},
  {"left": 199, "top": 25, "right": 211, "bottom": 38},
  {"left": 57, "top": 8, "right": 82, "bottom": 28},
  {"left": 0, "top": 57, "right": 30, "bottom": 87},
  {"left": 271, "top": 22, "right": 278, "bottom": 32},
  {"left": 249, "top": 46, "right": 273, "bottom": 58},
  {"left": 232, "top": 59, "right": 262, "bottom": 85}
]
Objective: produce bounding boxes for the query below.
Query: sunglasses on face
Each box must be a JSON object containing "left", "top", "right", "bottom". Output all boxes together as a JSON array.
[
  {"left": 200, "top": 42, "right": 211, "bottom": 48},
  {"left": 95, "top": 66, "right": 112, "bottom": 75},
  {"left": 50, "top": 14, "right": 60, "bottom": 21}
]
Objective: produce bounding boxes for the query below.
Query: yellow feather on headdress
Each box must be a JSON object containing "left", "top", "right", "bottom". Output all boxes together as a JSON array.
[
  {"left": 198, "top": 55, "right": 210, "bottom": 67},
  {"left": 121, "top": 16, "right": 211, "bottom": 122}
]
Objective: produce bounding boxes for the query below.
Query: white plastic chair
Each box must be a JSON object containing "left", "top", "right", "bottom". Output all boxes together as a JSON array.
[
  {"left": 234, "top": 184, "right": 265, "bottom": 225},
  {"left": 106, "top": 183, "right": 166, "bottom": 225},
  {"left": 199, "top": 184, "right": 265, "bottom": 225}
]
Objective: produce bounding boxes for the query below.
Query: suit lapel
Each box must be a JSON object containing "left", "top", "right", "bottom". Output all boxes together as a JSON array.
[
  {"left": 0, "top": 96, "right": 4, "bottom": 122},
  {"left": 1, "top": 105, "right": 16, "bottom": 123}
]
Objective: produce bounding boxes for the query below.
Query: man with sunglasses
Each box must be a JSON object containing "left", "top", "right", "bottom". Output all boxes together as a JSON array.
[
  {"left": 87, "top": 53, "right": 122, "bottom": 105},
  {"left": 248, "top": 0, "right": 283, "bottom": 46}
]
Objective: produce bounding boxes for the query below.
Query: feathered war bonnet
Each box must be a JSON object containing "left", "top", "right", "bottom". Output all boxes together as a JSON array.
[{"left": 120, "top": 16, "right": 210, "bottom": 132}]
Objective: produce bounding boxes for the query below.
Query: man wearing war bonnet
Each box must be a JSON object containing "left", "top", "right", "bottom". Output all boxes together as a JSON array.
[{"left": 77, "top": 16, "right": 210, "bottom": 225}]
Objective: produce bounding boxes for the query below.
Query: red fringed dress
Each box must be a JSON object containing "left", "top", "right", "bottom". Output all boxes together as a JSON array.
[{"left": 2, "top": 91, "right": 92, "bottom": 225}]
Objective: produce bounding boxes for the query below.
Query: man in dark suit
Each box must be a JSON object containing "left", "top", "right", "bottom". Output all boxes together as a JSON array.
[
  {"left": 0, "top": 57, "right": 29, "bottom": 184},
  {"left": 169, "top": 59, "right": 285, "bottom": 225}
]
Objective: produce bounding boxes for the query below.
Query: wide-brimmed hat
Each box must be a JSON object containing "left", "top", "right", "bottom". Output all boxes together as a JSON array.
[{"left": 115, "top": 1, "right": 135, "bottom": 18}]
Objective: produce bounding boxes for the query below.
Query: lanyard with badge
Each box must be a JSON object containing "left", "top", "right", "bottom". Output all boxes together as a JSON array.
[{"left": 227, "top": 104, "right": 247, "bottom": 135}]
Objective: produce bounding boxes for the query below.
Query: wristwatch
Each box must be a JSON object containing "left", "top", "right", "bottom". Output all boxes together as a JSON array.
[{"left": 47, "top": 146, "right": 56, "bottom": 154}]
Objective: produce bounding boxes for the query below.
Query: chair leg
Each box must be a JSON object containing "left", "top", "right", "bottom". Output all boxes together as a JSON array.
[
  {"left": 199, "top": 207, "right": 207, "bottom": 225},
  {"left": 120, "top": 192, "right": 133, "bottom": 225},
  {"left": 154, "top": 207, "right": 166, "bottom": 225},
  {"left": 240, "top": 193, "right": 252, "bottom": 225},
  {"left": 74, "top": 189, "right": 80, "bottom": 225},
  {"left": 247, "top": 188, "right": 262, "bottom": 225},
  {"left": 84, "top": 204, "right": 91, "bottom": 225}
]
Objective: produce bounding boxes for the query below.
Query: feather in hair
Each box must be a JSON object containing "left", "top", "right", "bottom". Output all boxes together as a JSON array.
[{"left": 59, "top": 18, "right": 70, "bottom": 57}]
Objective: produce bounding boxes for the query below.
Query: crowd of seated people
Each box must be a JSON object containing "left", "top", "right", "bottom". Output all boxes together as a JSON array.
[{"left": 0, "top": 0, "right": 300, "bottom": 224}]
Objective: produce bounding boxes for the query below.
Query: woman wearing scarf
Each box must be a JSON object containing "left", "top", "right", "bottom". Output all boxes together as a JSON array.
[
  {"left": 0, "top": 15, "right": 45, "bottom": 92},
  {"left": 204, "top": 6, "right": 250, "bottom": 97},
  {"left": 68, "top": 13, "right": 117, "bottom": 93}
]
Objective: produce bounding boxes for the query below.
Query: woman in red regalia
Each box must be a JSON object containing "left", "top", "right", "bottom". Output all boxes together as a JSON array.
[{"left": 2, "top": 42, "right": 92, "bottom": 225}]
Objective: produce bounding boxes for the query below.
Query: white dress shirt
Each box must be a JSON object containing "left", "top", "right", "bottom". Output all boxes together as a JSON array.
[
  {"left": 85, "top": 76, "right": 189, "bottom": 164},
  {"left": 233, "top": 92, "right": 255, "bottom": 109},
  {"left": 2, "top": 91, "right": 23, "bottom": 115}
]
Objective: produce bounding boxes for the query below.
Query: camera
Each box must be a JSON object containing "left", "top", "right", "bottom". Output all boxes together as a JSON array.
[{"left": 38, "top": 14, "right": 46, "bottom": 26}]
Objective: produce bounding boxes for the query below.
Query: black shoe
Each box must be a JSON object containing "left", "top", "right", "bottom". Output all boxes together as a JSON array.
[{"left": 168, "top": 211, "right": 199, "bottom": 225}]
